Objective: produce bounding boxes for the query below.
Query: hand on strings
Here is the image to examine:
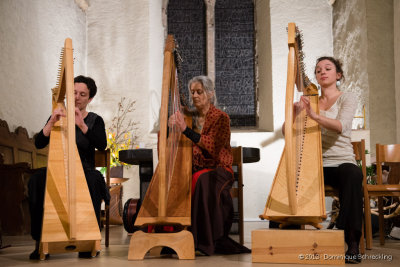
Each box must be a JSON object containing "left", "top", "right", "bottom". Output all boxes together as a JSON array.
[
  {"left": 75, "top": 107, "right": 88, "bottom": 134},
  {"left": 168, "top": 111, "right": 186, "bottom": 132},
  {"left": 300, "top": 96, "right": 319, "bottom": 121},
  {"left": 293, "top": 100, "right": 304, "bottom": 117},
  {"left": 50, "top": 107, "right": 66, "bottom": 125},
  {"left": 43, "top": 108, "right": 66, "bottom": 136}
]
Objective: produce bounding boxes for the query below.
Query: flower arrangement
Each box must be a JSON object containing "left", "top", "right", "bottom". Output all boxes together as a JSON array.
[{"left": 106, "top": 97, "right": 138, "bottom": 168}]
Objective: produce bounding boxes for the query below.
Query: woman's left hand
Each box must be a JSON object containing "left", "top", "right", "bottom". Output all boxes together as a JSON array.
[
  {"left": 75, "top": 108, "right": 88, "bottom": 133},
  {"left": 300, "top": 96, "right": 319, "bottom": 121},
  {"left": 168, "top": 111, "right": 186, "bottom": 132}
]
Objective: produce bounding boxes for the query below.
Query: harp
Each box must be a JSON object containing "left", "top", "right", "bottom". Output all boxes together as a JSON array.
[
  {"left": 260, "top": 23, "right": 326, "bottom": 228},
  {"left": 39, "top": 38, "right": 101, "bottom": 259},
  {"left": 128, "top": 35, "right": 195, "bottom": 260}
]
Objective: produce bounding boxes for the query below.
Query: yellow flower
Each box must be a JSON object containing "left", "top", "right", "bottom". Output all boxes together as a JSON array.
[{"left": 105, "top": 97, "right": 138, "bottom": 168}]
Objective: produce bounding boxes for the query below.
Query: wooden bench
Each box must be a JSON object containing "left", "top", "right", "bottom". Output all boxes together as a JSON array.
[{"left": 0, "top": 119, "right": 48, "bottom": 235}]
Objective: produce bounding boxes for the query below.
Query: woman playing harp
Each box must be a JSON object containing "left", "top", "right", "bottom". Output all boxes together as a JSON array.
[
  {"left": 280, "top": 57, "right": 363, "bottom": 263},
  {"left": 296, "top": 57, "right": 363, "bottom": 263},
  {"left": 28, "top": 75, "right": 110, "bottom": 259},
  {"left": 169, "top": 75, "right": 250, "bottom": 256}
]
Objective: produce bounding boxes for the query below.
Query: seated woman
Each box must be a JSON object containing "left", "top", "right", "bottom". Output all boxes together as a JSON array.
[
  {"left": 169, "top": 75, "right": 250, "bottom": 256},
  {"left": 295, "top": 57, "right": 363, "bottom": 264},
  {"left": 28, "top": 75, "right": 110, "bottom": 259}
]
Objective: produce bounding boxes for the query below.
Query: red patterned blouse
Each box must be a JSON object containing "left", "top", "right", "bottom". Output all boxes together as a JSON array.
[{"left": 192, "top": 105, "right": 233, "bottom": 172}]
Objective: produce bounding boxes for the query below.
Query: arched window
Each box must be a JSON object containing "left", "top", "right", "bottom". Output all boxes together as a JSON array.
[
  {"left": 215, "top": 0, "right": 256, "bottom": 127},
  {"left": 167, "top": 0, "right": 207, "bottom": 102},
  {"left": 167, "top": 0, "right": 257, "bottom": 128}
]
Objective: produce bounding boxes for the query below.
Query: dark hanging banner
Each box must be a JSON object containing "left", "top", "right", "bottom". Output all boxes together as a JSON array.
[
  {"left": 215, "top": 0, "right": 256, "bottom": 127},
  {"left": 167, "top": 0, "right": 207, "bottom": 104}
]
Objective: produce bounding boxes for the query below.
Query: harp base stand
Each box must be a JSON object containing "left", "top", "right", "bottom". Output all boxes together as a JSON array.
[
  {"left": 39, "top": 240, "right": 101, "bottom": 260},
  {"left": 252, "top": 229, "right": 345, "bottom": 265},
  {"left": 128, "top": 229, "right": 195, "bottom": 260}
]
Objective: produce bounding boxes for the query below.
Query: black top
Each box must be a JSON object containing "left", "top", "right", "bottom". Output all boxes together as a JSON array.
[{"left": 35, "top": 112, "right": 107, "bottom": 170}]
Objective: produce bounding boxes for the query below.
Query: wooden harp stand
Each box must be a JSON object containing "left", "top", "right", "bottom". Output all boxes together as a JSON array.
[
  {"left": 128, "top": 35, "right": 194, "bottom": 260},
  {"left": 39, "top": 38, "right": 101, "bottom": 260},
  {"left": 252, "top": 23, "right": 344, "bottom": 265}
]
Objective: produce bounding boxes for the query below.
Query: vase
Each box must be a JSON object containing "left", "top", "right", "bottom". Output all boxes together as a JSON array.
[{"left": 110, "top": 165, "right": 124, "bottom": 178}]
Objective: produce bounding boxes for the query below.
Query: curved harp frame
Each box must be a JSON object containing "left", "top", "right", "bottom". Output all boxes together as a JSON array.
[
  {"left": 261, "top": 23, "right": 326, "bottom": 228},
  {"left": 133, "top": 35, "right": 193, "bottom": 227},
  {"left": 39, "top": 38, "right": 101, "bottom": 260},
  {"left": 128, "top": 35, "right": 194, "bottom": 261}
]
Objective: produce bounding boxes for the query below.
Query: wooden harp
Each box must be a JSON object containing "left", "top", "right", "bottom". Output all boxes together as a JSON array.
[
  {"left": 260, "top": 23, "right": 326, "bottom": 228},
  {"left": 39, "top": 38, "right": 101, "bottom": 259},
  {"left": 128, "top": 35, "right": 195, "bottom": 260}
]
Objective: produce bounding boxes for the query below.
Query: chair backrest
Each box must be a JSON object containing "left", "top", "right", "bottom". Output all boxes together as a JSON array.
[
  {"left": 231, "top": 146, "right": 244, "bottom": 244},
  {"left": 376, "top": 144, "right": 400, "bottom": 163},
  {"left": 376, "top": 144, "right": 400, "bottom": 185},
  {"left": 95, "top": 149, "right": 111, "bottom": 187},
  {"left": 94, "top": 149, "right": 111, "bottom": 247},
  {"left": 231, "top": 146, "right": 243, "bottom": 197},
  {"left": 352, "top": 140, "right": 367, "bottom": 183},
  {"left": 232, "top": 146, "right": 243, "bottom": 166}
]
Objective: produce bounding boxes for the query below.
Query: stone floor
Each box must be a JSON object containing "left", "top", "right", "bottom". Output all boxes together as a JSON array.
[{"left": 1, "top": 225, "right": 399, "bottom": 266}]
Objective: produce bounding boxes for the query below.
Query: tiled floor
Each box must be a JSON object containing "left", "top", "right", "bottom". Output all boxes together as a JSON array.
[{"left": 1, "top": 225, "right": 399, "bottom": 266}]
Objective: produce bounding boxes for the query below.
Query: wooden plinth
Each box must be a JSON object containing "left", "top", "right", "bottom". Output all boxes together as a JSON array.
[
  {"left": 128, "top": 230, "right": 195, "bottom": 260},
  {"left": 252, "top": 229, "right": 345, "bottom": 265},
  {"left": 40, "top": 240, "right": 100, "bottom": 260}
]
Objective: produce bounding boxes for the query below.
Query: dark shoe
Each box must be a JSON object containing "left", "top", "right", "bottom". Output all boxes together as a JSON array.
[
  {"left": 160, "top": 247, "right": 176, "bottom": 255},
  {"left": 78, "top": 251, "right": 100, "bottom": 258},
  {"left": 195, "top": 249, "right": 207, "bottom": 256},
  {"left": 345, "top": 253, "right": 361, "bottom": 264},
  {"left": 29, "top": 249, "right": 49, "bottom": 260}
]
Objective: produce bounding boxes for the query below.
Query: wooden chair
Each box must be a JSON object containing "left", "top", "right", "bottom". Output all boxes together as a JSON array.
[
  {"left": 325, "top": 139, "right": 372, "bottom": 252},
  {"left": 94, "top": 149, "right": 111, "bottom": 247},
  {"left": 231, "top": 146, "right": 244, "bottom": 245},
  {"left": 367, "top": 144, "right": 400, "bottom": 246}
]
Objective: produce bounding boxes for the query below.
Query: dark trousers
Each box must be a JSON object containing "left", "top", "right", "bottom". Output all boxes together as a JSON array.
[
  {"left": 28, "top": 167, "right": 110, "bottom": 241},
  {"left": 324, "top": 163, "right": 363, "bottom": 243}
]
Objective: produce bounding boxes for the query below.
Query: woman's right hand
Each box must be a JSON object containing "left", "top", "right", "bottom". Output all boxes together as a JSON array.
[
  {"left": 282, "top": 99, "right": 305, "bottom": 135},
  {"left": 293, "top": 100, "right": 304, "bottom": 117},
  {"left": 43, "top": 108, "right": 66, "bottom": 136},
  {"left": 168, "top": 111, "right": 187, "bottom": 132}
]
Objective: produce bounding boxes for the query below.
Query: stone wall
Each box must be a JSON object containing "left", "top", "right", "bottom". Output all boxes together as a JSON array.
[
  {"left": 332, "top": 0, "right": 369, "bottom": 131},
  {"left": 333, "top": 0, "right": 396, "bottom": 155},
  {"left": 0, "top": 0, "right": 86, "bottom": 134},
  {"left": 395, "top": 0, "right": 400, "bottom": 143}
]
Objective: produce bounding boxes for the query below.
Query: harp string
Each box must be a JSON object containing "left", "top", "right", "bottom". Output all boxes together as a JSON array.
[
  {"left": 293, "top": 26, "right": 311, "bottom": 195},
  {"left": 166, "top": 57, "right": 182, "bottom": 198},
  {"left": 55, "top": 46, "right": 71, "bottom": 206},
  {"left": 60, "top": 111, "right": 69, "bottom": 199}
]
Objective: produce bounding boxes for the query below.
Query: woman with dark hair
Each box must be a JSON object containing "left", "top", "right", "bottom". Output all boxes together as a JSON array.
[
  {"left": 28, "top": 75, "right": 109, "bottom": 259},
  {"left": 169, "top": 75, "right": 250, "bottom": 256},
  {"left": 297, "top": 57, "right": 363, "bottom": 263}
]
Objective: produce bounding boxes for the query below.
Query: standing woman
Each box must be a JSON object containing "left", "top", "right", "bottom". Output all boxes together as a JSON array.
[
  {"left": 169, "top": 75, "right": 250, "bottom": 255},
  {"left": 299, "top": 57, "right": 363, "bottom": 263}
]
